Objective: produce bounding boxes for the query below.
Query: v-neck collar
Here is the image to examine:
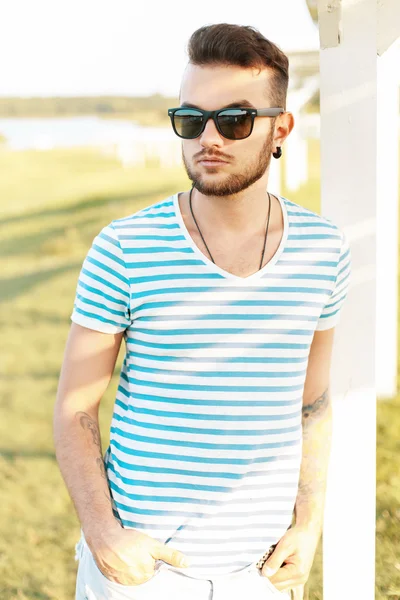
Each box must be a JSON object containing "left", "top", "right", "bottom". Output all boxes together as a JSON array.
[{"left": 173, "top": 191, "right": 289, "bottom": 284}]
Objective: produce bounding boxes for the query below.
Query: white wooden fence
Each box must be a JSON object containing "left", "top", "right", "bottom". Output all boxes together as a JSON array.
[{"left": 318, "top": 2, "right": 400, "bottom": 600}]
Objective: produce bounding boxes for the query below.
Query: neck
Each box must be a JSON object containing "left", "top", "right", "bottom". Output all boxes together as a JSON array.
[{"left": 190, "top": 179, "right": 279, "bottom": 236}]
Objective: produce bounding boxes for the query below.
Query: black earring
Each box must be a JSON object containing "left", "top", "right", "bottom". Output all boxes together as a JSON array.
[{"left": 272, "top": 146, "right": 282, "bottom": 159}]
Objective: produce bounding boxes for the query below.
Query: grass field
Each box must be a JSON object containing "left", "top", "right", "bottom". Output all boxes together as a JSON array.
[{"left": 0, "top": 141, "right": 398, "bottom": 599}]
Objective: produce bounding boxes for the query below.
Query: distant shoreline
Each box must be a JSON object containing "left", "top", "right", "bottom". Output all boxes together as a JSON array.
[
  {"left": 0, "top": 95, "right": 179, "bottom": 127},
  {"left": 0, "top": 113, "right": 171, "bottom": 127},
  {"left": 0, "top": 94, "right": 319, "bottom": 124}
]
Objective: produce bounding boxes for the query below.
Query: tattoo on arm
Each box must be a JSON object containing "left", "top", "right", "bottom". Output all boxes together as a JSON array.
[
  {"left": 96, "top": 457, "right": 107, "bottom": 480},
  {"left": 75, "top": 411, "right": 114, "bottom": 511},
  {"left": 298, "top": 478, "right": 325, "bottom": 495},
  {"left": 77, "top": 411, "right": 101, "bottom": 448},
  {"left": 294, "top": 388, "right": 332, "bottom": 528},
  {"left": 77, "top": 411, "right": 112, "bottom": 504},
  {"left": 302, "top": 388, "right": 329, "bottom": 422}
]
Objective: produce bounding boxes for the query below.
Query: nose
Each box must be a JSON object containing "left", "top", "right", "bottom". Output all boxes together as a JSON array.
[{"left": 198, "top": 116, "right": 224, "bottom": 148}]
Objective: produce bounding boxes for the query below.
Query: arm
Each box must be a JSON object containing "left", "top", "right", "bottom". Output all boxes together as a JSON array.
[
  {"left": 53, "top": 322, "right": 191, "bottom": 584},
  {"left": 294, "top": 327, "right": 335, "bottom": 534},
  {"left": 54, "top": 224, "right": 190, "bottom": 585},
  {"left": 262, "top": 229, "right": 352, "bottom": 593},
  {"left": 53, "top": 322, "right": 123, "bottom": 547},
  {"left": 261, "top": 328, "right": 336, "bottom": 592}
]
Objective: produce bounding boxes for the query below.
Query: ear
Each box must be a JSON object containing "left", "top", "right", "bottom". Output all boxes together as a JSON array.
[{"left": 273, "top": 111, "right": 295, "bottom": 148}]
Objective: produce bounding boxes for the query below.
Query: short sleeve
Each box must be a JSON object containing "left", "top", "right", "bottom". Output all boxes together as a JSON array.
[
  {"left": 315, "top": 231, "right": 352, "bottom": 331},
  {"left": 70, "top": 222, "right": 131, "bottom": 333}
]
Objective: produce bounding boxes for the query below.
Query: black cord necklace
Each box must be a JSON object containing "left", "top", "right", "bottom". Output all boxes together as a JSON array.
[{"left": 188, "top": 185, "right": 272, "bottom": 270}]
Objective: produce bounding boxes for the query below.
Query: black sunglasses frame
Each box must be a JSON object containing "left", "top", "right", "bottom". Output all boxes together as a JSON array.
[{"left": 167, "top": 107, "right": 285, "bottom": 140}]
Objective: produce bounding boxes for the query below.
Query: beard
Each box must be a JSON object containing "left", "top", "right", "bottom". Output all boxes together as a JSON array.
[{"left": 182, "top": 130, "right": 275, "bottom": 197}]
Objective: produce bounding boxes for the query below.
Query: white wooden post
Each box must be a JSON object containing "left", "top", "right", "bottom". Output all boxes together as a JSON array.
[
  {"left": 285, "top": 114, "right": 308, "bottom": 192},
  {"left": 376, "top": 41, "right": 400, "bottom": 398},
  {"left": 285, "top": 77, "right": 320, "bottom": 192},
  {"left": 317, "top": 1, "right": 377, "bottom": 599}
]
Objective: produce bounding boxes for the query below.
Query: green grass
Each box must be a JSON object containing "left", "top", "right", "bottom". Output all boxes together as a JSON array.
[{"left": 0, "top": 141, "right": 398, "bottom": 599}]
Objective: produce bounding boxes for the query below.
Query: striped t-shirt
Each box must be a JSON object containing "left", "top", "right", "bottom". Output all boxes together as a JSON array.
[{"left": 71, "top": 191, "right": 352, "bottom": 577}]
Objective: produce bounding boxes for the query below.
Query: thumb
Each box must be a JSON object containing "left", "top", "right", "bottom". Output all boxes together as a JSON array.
[
  {"left": 153, "top": 543, "right": 191, "bottom": 568},
  {"left": 263, "top": 546, "right": 287, "bottom": 576}
]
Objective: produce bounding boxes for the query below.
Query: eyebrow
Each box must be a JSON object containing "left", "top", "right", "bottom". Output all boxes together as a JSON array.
[{"left": 180, "top": 99, "right": 256, "bottom": 109}]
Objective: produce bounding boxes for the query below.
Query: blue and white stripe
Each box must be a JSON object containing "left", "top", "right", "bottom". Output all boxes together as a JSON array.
[{"left": 71, "top": 192, "right": 351, "bottom": 576}]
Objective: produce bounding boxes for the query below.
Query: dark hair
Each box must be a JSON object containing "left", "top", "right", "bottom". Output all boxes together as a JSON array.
[{"left": 187, "top": 23, "right": 289, "bottom": 109}]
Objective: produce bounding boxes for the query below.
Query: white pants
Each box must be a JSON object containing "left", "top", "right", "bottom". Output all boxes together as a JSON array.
[{"left": 74, "top": 532, "right": 294, "bottom": 600}]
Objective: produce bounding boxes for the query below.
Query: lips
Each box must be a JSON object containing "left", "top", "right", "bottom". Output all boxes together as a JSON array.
[{"left": 198, "top": 157, "right": 228, "bottom": 164}]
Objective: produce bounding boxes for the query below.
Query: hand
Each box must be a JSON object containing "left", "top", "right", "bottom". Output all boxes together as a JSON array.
[
  {"left": 87, "top": 524, "right": 191, "bottom": 586},
  {"left": 260, "top": 524, "right": 321, "bottom": 592}
]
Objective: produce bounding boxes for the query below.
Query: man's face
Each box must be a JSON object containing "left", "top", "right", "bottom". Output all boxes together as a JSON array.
[{"left": 179, "top": 63, "right": 278, "bottom": 197}]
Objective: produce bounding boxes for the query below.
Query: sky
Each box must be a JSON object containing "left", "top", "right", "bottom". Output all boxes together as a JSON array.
[{"left": 0, "top": 0, "right": 319, "bottom": 98}]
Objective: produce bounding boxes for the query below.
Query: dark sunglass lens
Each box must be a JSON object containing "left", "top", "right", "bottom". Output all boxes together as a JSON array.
[
  {"left": 217, "top": 109, "right": 252, "bottom": 139},
  {"left": 173, "top": 109, "right": 204, "bottom": 138}
]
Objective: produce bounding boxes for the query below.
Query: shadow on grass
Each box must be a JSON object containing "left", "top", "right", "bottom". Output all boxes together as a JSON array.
[
  {"left": 0, "top": 186, "right": 174, "bottom": 229},
  {"left": 0, "top": 312, "right": 70, "bottom": 328},
  {"left": 0, "top": 449, "right": 56, "bottom": 461},
  {"left": 26, "top": 310, "right": 71, "bottom": 325},
  {"left": 4, "top": 590, "right": 52, "bottom": 600},
  {"left": 0, "top": 218, "right": 99, "bottom": 258},
  {"left": 0, "top": 371, "right": 62, "bottom": 381},
  {"left": 0, "top": 263, "right": 81, "bottom": 304}
]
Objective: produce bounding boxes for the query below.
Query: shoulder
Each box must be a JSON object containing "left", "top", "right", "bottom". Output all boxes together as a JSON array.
[
  {"left": 282, "top": 195, "right": 345, "bottom": 242},
  {"left": 85, "top": 194, "right": 176, "bottom": 258},
  {"left": 110, "top": 194, "right": 177, "bottom": 230},
  {"left": 93, "top": 194, "right": 178, "bottom": 249}
]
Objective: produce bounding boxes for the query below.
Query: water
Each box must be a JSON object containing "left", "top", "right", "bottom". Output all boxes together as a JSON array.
[{"left": 0, "top": 116, "right": 165, "bottom": 150}]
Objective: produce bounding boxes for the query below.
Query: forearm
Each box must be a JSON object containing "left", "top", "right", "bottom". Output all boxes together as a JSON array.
[
  {"left": 53, "top": 406, "right": 120, "bottom": 545},
  {"left": 294, "top": 388, "right": 332, "bottom": 534}
]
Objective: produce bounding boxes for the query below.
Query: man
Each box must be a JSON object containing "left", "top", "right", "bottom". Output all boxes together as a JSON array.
[{"left": 54, "top": 23, "right": 351, "bottom": 600}]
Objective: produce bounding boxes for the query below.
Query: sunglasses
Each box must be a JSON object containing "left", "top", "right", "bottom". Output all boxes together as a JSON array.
[{"left": 168, "top": 106, "right": 284, "bottom": 140}]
